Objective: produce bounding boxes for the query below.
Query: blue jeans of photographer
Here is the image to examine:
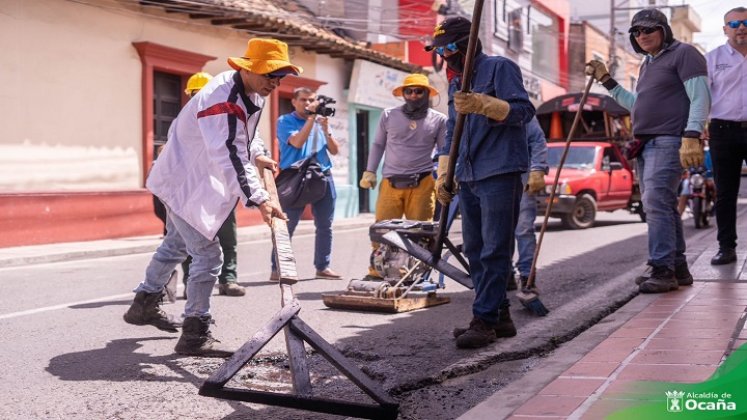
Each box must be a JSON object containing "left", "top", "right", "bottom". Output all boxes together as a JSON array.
[
  {"left": 638, "top": 136, "right": 686, "bottom": 270},
  {"left": 272, "top": 176, "right": 336, "bottom": 272},
  {"left": 515, "top": 172, "right": 538, "bottom": 278},
  {"left": 135, "top": 207, "right": 222, "bottom": 317},
  {"left": 459, "top": 172, "right": 522, "bottom": 325}
]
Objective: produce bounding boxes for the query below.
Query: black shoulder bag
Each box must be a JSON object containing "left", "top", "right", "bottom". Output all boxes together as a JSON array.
[{"left": 275, "top": 128, "right": 329, "bottom": 209}]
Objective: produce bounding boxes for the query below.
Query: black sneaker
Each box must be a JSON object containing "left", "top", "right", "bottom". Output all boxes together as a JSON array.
[
  {"left": 636, "top": 263, "right": 692, "bottom": 286},
  {"left": 639, "top": 266, "right": 678, "bottom": 294}
]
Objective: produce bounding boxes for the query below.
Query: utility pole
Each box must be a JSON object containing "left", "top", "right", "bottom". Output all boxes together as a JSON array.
[{"left": 609, "top": 0, "right": 617, "bottom": 77}]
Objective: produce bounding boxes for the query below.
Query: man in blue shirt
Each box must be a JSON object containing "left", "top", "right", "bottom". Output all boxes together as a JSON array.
[
  {"left": 586, "top": 8, "right": 709, "bottom": 293},
  {"left": 271, "top": 87, "right": 342, "bottom": 280},
  {"left": 427, "top": 17, "right": 536, "bottom": 349}
]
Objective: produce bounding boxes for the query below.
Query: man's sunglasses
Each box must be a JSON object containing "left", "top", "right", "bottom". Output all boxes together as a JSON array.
[
  {"left": 403, "top": 87, "right": 425, "bottom": 96},
  {"left": 631, "top": 26, "right": 660, "bottom": 37},
  {"left": 727, "top": 19, "right": 747, "bottom": 29},
  {"left": 434, "top": 36, "right": 468, "bottom": 56},
  {"left": 264, "top": 72, "right": 287, "bottom": 80}
]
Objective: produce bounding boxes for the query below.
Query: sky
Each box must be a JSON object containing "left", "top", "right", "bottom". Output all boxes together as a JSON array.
[{"left": 688, "top": 0, "right": 741, "bottom": 51}]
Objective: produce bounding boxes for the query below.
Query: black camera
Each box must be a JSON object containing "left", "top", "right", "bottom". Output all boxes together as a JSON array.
[{"left": 310, "top": 95, "right": 336, "bottom": 117}]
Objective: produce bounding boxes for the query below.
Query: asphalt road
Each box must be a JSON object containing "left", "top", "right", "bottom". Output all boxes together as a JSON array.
[{"left": 0, "top": 208, "right": 710, "bottom": 419}]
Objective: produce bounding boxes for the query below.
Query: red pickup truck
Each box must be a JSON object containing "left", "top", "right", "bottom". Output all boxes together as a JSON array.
[{"left": 536, "top": 141, "right": 644, "bottom": 229}]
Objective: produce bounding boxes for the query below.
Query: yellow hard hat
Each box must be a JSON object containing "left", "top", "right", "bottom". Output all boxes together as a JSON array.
[{"left": 185, "top": 72, "right": 213, "bottom": 95}]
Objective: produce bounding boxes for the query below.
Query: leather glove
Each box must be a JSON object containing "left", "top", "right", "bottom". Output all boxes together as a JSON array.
[
  {"left": 526, "top": 170, "right": 546, "bottom": 194},
  {"left": 680, "top": 137, "right": 704, "bottom": 168},
  {"left": 359, "top": 171, "right": 377, "bottom": 189},
  {"left": 585, "top": 60, "right": 610, "bottom": 82},
  {"left": 435, "top": 155, "right": 455, "bottom": 205},
  {"left": 454, "top": 92, "right": 510, "bottom": 121}
]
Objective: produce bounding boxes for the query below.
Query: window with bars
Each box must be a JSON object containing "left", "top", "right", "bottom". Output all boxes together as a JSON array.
[{"left": 153, "top": 71, "right": 182, "bottom": 157}]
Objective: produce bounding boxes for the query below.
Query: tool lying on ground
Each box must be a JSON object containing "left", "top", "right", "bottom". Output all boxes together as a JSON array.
[
  {"left": 517, "top": 75, "right": 596, "bottom": 317},
  {"left": 322, "top": 219, "right": 452, "bottom": 313},
  {"left": 200, "top": 168, "right": 398, "bottom": 420}
]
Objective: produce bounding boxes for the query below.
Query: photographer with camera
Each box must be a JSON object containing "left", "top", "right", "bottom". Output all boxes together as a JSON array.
[{"left": 270, "top": 87, "right": 342, "bottom": 280}]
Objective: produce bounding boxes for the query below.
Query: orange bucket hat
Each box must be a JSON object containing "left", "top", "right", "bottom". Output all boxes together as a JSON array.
[
  {"left": 228, "top": 38, "right": 303, "bottom": 76},
  {"left": 392, "top": 73, "right": 439, "bottom": 97}
]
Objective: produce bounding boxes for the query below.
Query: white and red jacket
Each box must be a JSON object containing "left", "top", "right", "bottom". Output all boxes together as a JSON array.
[{"left": 147, "top": 71, "right": 269, "bottom": 240}]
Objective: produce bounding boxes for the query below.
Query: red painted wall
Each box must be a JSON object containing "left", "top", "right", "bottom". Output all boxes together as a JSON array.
[{"left": 0, "top": 192, "right": 263, "bottom": 248}]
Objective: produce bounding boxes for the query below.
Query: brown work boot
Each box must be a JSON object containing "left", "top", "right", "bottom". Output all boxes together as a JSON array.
[
  {"left": 123, "top": 291, "right": 181, "bottom": 332},
  {"left": 639, "top": 266, "right": 678, "bottom": 293},
  {"left": 636, "top": 263, "right": 692, "bottom": 286},
  {"left": 453, "top": 307, "right": 516, "bottom": 338},
  {"left": 174, "top": 315, "right": 234, "bottom": 357},
  {"left": 218, "top": 283, "right": 246, "bottom": 296},
  {"left": 455, "top": 318, "right": 498, "bottom": 349}
]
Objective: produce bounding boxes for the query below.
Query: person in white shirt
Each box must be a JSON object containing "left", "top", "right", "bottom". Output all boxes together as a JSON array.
[
  {"left": 706, "top": 7, "right": 747, "bottom": 265},
  {"left": 123, "top": 39, "right": 294, "bottom": 357}
]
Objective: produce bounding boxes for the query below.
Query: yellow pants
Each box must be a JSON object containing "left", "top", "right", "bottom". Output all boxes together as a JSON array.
[
  {"left": 375, "top": 176, "right": 436, "bottom": 222},
  {"left": 369, "top": 176, "right": 436, "bottom": 277}
]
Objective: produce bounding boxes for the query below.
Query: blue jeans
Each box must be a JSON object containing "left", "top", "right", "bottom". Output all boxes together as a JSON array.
[
  {"left": 459, "top": 173, "right": 523, "bottom": 324},
  {"left": 638, "top": 136, "right": 686, "bottom": 269},
  {"left": 135, "top": 208, "right": 222, "bottom": 317},
  {"left": 514, "top": 173, "right": 537, "bottom": 278},
  {"left": 272, "top": 176, "right": 336, "bottom": 272}
]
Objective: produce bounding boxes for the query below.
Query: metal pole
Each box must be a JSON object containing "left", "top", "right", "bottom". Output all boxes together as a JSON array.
[{"left": 609, "top": 0, "right": 617, "bottom": 76}]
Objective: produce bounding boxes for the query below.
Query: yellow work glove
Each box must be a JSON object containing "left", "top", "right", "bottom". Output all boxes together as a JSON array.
[
  {"left": 359, "top": 171, "right": 377, "bottom": 189},
  {"left": 585, "top": 60, "right": 610, "bottom": 82},
  {"left": 680, "top": 137, "right": 704, "bottom": 168},
  {"left": 435, "top": 155, "right": 455, "bottom": 205},
  {"left": 526, "top": 170, "right": 546, "bottom": 194},
  {"left": 454, "top": 92, "right": 510, "bottom": 121}
]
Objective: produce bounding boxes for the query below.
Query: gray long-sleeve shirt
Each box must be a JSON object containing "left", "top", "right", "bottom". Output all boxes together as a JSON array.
[{"left": 366, "top": 107, "right": 447, "bottom": 177}]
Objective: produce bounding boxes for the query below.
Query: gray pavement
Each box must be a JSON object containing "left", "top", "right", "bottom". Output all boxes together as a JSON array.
[{"left": 0, "top": 214, "right": 377, "bottom": 268}]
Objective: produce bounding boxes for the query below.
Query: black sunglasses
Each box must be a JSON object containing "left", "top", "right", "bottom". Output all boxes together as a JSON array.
[
  {"left": 631, "top": 26, "right": 660, "bottom": 37},
  {"left": 403, "top": 87, "right": 425, "bottom": 96},
  {"left": 264, "top": 72, "right": 287, "bottom": 81}
]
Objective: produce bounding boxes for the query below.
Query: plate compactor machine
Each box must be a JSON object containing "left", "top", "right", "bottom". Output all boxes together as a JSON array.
[{"left": 322, "top": 219, "right": 460, "bottom": 313}]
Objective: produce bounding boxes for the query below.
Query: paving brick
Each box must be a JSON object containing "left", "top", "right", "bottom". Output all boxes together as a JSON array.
[
  {"left": 562, "top": 362, "right": 619, "bottom": 378},
  {"left": 631, "top": 349, "right": 724, "bottom": 365},
  {"left": 512, "top": 396, "right": 587, "bottom": 417},
  {"left": 654, "top": 328, "right": 732, "bottom": 338},
  {"left": 646, "top": 337, "right": 731, "bottom": 351},
  {"left": 617, "top": 364, "right": 717, "bottom": 382},
  {"left": 538, "top": 378, "right": 606, "bottom": 397},
  {"left": 610, "top": 326, "right": 657, "bottom": 338}
]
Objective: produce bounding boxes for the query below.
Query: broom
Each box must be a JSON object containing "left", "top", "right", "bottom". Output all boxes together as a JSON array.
[{"left": 517, "top": 75, "right": 596, "bottom": 316}]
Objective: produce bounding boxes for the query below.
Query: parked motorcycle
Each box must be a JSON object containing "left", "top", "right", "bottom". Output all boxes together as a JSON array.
[{"left": 682, "top": 168, "right": 715, "bottom": 229}]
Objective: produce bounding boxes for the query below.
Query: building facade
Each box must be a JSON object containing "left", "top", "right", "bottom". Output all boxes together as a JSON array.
[{"left": 0, "top": 0, "right": 416, "bottom": 247}]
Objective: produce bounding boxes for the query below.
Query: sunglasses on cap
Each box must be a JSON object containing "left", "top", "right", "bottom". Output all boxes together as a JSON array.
[
  {"left": 727, "top": 19, "right": 747, "bottom": 29},
  {"left": 631, "top": 26, "right": 660, "bottom": 37},
  {"left": 403, "top": 87, "right": 425, "bottom": 96}
]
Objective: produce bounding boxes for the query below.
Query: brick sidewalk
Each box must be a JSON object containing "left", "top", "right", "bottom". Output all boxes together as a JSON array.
[{"left": 508, "top": 282, "right": 747, "bottom": 419}]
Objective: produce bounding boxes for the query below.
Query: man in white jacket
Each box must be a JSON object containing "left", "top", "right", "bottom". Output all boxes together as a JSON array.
[{"left": 124, "top": 38, "right": 297, "bottom": 357}]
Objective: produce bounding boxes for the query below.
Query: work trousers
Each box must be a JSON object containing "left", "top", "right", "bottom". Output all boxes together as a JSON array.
[{"left": 710, "top": 120, "right": 747, "bottom": 250}]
